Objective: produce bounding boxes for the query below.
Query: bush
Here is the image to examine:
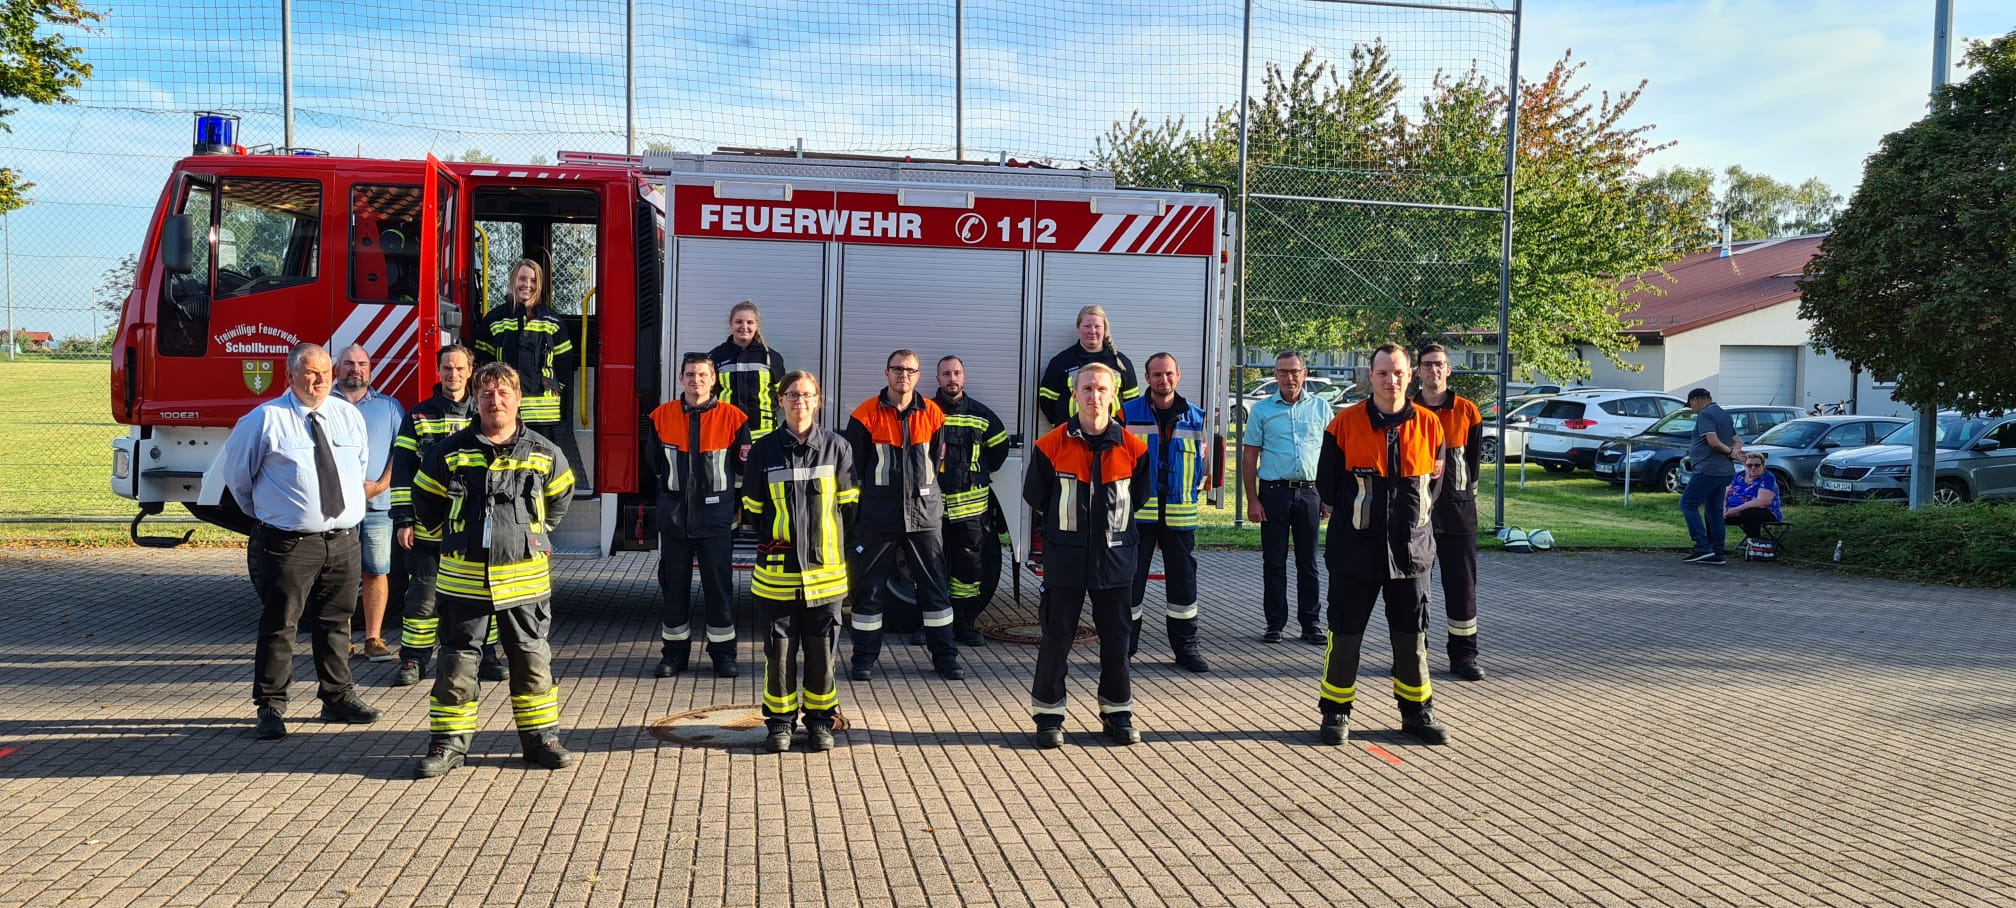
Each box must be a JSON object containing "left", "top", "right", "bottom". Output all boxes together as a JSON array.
[{"left": 1783, "top": 501, "right": 2016, "bottom": 588}]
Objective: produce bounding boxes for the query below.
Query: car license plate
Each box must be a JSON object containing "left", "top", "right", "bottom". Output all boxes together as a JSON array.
[
  {"left": 1593, "top": 464, "right": 1614, "bottom": 475},
  {"left": 1820, "top": 480, "right": 1852, "bottom": 492}
]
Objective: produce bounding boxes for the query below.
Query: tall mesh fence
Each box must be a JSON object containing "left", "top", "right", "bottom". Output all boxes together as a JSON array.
[{"left": 0, "top": 0, "right": 1513, "bottom": 518}]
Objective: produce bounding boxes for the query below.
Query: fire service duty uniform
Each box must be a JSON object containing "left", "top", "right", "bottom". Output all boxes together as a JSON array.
[
  {"left": 1025, "top": 420, "right": 1151, "bottom": 741},
  {"left": 1037, "top": 345, "right": 1141, "bottom": 426},
  {"left": 409, "top": 423, "right": 576, "bottom": 774},
  {"left": 709, "top": 340, "right": 788, "bottom": 442},
  {"left": 935, "top": 390, "right": 1010, "bottom": 646},
  {"left": 846, "top": 392, "right": 963, "bottom": 680},
  {"left": 388, "top": 382, "right": 477, "bottom": 684},
  {"left": 1415, "top": 389, "right": 1486, "bottom": 679},
  {"left": 1120, "top": 392, "right": 1213, "bottom": 671},
  {"left": 476, "top": 303, "right": 581, "bottom": 474},
  {"left": 741, "top": 424, "right": 860, "bottom": 749},
  {"left": 648, "top": 397, "right": 751, "bottom": 677},
  {"left": 1313, "top": 400, "right": 1450, "bottom": 745}
]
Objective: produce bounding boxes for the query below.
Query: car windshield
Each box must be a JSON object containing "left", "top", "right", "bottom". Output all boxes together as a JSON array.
[
  {"left": 1754, "top": 420, "right": 1826, "bottom": 448},
  {"left": 1643, "top": 409, "right": 1698, "bottom": 438},
  {"left": 1878, "top": 415, "right": 1990, "bottom": 450}
]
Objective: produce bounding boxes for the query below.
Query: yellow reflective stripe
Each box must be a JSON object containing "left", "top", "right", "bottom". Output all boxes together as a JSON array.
[
  {"left": 438, "top": 554, "right": 553, "bottom": 606},
  {"left": 389, "top": 488, "right": 413, "bottom": 506},
  {"left": 429, "top": 697, "right": 479, "bottom": 733},
  {"left": 1038, "top": 387, "right": 1061, "bottom": 400},
  {"left": 545, "top": 467, "right": 575, "bottom": 504},
  {"left": 819, "top": 476, "right": 844, "bottom": 577},
  {"left": 834, "top": 487, "right": 860, "bottom": 505},
  {"left": 742, "top": 495, "right": 765, "bottom": 514},
  {"left": 413, "top": 470, "right": 450, "bottom": 497},
  {"left": 1320, "top": 681, "right": 1357, "bottom": 705},
  {"left": 510, "top": 686, "right": 561, "bottom": 729},
  {"left": 986, "top": 431, "right": 1008, "bottom": 447},
  {"left": 1394, "top": 678, "right": 1433, "bottom": 703},
  {"left": 769, "top": 480, "right": 788, "bottom": 540},
  {"left": 394, "top": 436, "right": 421, "bottom": 453},
  {"left": 802, "top": 687, "right": 837, "bottom": 711},
  {"left": 943, "top": 415, "right": 991, "bottom": 430},
  {"left": 764, "top": 688, "right": 801, "bottom": 714},
  {"left": 950, "top": 578, "right": 981, "bottom": 598},
  {"left": 519, "top": 393, "right": 563, "bottom": 423},
  {"left": 401, "top": 616, "right": 439, "bottom": 647}
]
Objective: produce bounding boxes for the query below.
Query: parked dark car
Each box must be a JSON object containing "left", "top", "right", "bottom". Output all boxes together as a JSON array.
[
  {"left": 1591, "top": 405, "right": 1803, "bottom": 493},
  {"left": 1814, "top": 412, "right": 2016, "bottom": 505},
  {"left": 1741, "top": 415, "right": 1910, "bottom": 489}
]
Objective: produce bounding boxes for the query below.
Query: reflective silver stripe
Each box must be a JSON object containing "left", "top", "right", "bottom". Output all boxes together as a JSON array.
[
  {"left": 660, "top": 623, "right": 691, "bottom": 642},
  {"left": 1166, "top": 604, "right": 1199, "bottom": 621},
  {"left": 875, "top": 444, "right": 894, "bottom": 486},
  {"left": 1031, "top": 697, "right": 1067, "bottom": 717},
  {"left": 1107, "top": 481, "right": 1131, "bottom": 534},
  {"left": 1056, "top": 477, "right": 1079, "bottom": 532},
  {"left": 1448, "top": 619, "right": 1478, "bottom": 636},
  {"left": 1449, "top": 446, "right": 1469, "bottom": 491},
  {"left": 662, "top": 448, "right": 680, "bottom": 491},
  {"left": 851, "top": 612, "right": 884, "bottom": 631},
  {"left": 920, "top": 607, "right": 953, "bottom": 627},
  {"left": 1168, "top": 428, "right": 1209, "bottom": 442},
  {"left": 705, "top": 625, "right": 737, "bottom": 643},
  {"left": 1353, "top": 475, "right": 1372, "bottom": 530},
  {"left": 770, "top": 465, "right": 836, "bottom": 481},
  {"left": 1129, "top": 605, "right": 1144, "bottom": 621},
  {"left": 1415, "top": 476, "right": 1434, "bottom": 526},
  {"left": 707, "top": 449, "right": 730, "bottom": 491},
  {"left": 719, "top": 362, "right": 769, "bottom": 373},
  {"left": 1096, "top": 697, "right": 1135, "bottom": 714}
]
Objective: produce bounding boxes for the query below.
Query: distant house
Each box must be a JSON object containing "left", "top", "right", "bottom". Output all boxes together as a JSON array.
[
  {"left": 23, "top": 331, "right": 54, "bottom": 353},
  {"left": 1455, "top": 235, "right": 1909, "bottom": 417}
]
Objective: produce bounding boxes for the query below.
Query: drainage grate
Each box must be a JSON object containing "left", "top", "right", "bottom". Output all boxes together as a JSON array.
[
  {"left": 647, "top": 704, "right": 852, "bottom": 751},
  {"left": 981, "top": 621, "right": 1096, "bottom": 645}
]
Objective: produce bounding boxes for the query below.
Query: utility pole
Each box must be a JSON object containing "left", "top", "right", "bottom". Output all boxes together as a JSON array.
[
  {"left": 1910, "top": 0, "right": 1955, "bottom": 510},
  {"left": 4, "top": 210, "right": 12, "bottom": 361},
  {"left": 281, "top": 0, "right": 294, "bottom": 149}
]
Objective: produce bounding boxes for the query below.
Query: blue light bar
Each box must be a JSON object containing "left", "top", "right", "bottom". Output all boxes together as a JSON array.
[{"left": 193, "top": 111, "right": 239, "bottom": 155}]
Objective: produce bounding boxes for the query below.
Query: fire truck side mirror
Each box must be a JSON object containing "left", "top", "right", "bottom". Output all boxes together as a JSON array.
[{"left": 160, "top": 214, "right": 194, "bottom": 276}]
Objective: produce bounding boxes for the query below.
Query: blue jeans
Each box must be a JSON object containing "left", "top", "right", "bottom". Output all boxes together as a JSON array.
[
  {"left": 359, "top": 510, "right": 393, "bottom": 576},
  {"left": 1680, "top": 473, "right": 1734, "bottom": 555}
]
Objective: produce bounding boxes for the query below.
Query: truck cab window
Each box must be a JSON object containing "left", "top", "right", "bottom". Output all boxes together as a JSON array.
[
  {"left": 159, "top": 176, "right": 321, "bottom": 357},
  {"left": 351, "top": 184, "right": 423, "bottom": 303}
]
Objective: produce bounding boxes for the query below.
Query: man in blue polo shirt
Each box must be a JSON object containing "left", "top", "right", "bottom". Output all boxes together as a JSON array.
[
  {"left": 336, "top": 344, "right": 406, "bottom": 663},
  {"left": 219, "top": 342, "right": 384, "bottom": 740},
  {"left": 1240, "top": 350, "right": 1331, "bottom": 644}
]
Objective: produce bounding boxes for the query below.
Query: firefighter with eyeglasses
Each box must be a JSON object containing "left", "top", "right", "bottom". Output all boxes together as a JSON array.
[
  {"left": 1120, "top": 352, "right": 1214, "bottom": 673},
  {"left": 931, "top": 354, "right": 1010, "bottom": 646},
  {"left": 389, "top": 344, "right": 481, "bottom": 688},
  {"left": 1313, "top": 343, "right": 1451, "bottom": 747},
  {"left": 410, "top": 363, "right": 577, "bottom": 778},
  {"left": 742, "top": 370, "right": 859, "bottom": 753}
]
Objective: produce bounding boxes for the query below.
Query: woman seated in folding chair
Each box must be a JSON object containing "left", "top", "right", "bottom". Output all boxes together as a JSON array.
[{"left": 1724, "top": 453, "right": 1783, "bottom": 545}]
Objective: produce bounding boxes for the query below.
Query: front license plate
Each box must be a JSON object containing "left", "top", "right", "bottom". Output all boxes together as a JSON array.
[{"left": 1820, "top": 480, "right": 1852, "bottom": 492}]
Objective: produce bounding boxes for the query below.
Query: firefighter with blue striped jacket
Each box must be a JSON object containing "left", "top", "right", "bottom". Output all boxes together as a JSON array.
[
  {"left": 1120, "top": 352, "right": 1214, "bottom": 673},
  {"left": 648, "top": 353, "right": 751, "bottom": 679},
  {"left": 742, "top": 370, "right": 859, "bottom": 753},
  {"left": 409, "top": 362, "right": 576, "bottom": 778},
  {"left": 388, "top": 344, "right": 483, "bottom": 688},
  {"left": 932, "top": 355, "right": 1010, "bottom": 646}
]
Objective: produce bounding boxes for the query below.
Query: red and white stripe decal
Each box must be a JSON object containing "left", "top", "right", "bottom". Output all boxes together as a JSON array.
[
  {"left": 1071, "top": 205, "right": 1212, "bottom": 255},
  {"left": 329, "top": 304, "right": 421, "bottom": 398}
]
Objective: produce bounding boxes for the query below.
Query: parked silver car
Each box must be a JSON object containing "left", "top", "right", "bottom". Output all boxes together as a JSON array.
[
  {"left": 1813, "top": 412, "right": 2016, "bottom": 505},
  {"left": 1742, "top": 415, "right": 1909, "bottom": 489}
]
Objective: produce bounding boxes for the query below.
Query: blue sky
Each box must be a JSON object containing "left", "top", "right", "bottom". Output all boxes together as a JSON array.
[{"left": 1, "top": 1, "right": 2008, "bottom": 341}]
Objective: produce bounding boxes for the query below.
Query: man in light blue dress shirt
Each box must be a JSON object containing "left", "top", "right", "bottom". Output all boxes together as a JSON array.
[
  {"left": 336, "top": 344, "right": 406, "bottom": 663},
  {"left": 1240, "top": 351, "right": 1332, "bottom": 644},
  {"left": 218, "top": 343, "right": 385, "bottom": 740}
]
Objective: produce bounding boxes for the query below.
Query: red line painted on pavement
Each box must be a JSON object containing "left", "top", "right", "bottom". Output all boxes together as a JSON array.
[
  {"left": 1364, "top": 744, "right": 1404, "bottom": 766},
  {"left": 0, "top": 747, "right": 18, "bottom": 759}
]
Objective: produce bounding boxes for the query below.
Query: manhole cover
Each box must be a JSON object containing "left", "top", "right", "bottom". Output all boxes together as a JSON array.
[
  {"left": 648, "top": 704, "right": 852, "bottom": 751},
  {"left": 981, "top": 621, "right": 1096, "bottom": 645}
]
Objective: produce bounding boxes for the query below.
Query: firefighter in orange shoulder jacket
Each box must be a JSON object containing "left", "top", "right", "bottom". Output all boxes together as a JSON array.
[
  {"left": 1026, "top": 361, "right": 1152, "bottom": 749},
  {"left": 648, "top": 352, "right": 752, "bottom": 679},
  {"left": 1412, "top": 343, "right": 1487, "bottom": 682},
  {"left": 741, "top": 370, "right": 858, "bottom": 753},
  {"left": 845, "top": 349, "right": 963, "bottom": 682},
  {"left": 1314, "top": 343, "right": 1450, "bottom": 747}
]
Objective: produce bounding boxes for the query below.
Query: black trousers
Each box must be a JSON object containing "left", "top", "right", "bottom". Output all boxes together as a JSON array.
[
  {"left": 659, "top": 531, "right": 737, "bottom": 656},
  {"left": 1434, "top": 531, "right": 1479, "bottom": 664},
  {"left": 429, "top": 598, "right": 558, "bottom": 744},
  {"left": 250, "top": 525, "right": 360, "bottom": 708},
  {"left": 851, "top": 525, "right": 957, "bottom": 671},
  {"left": 1131, "top": 522, "right": 1200, "bottom": 652},
  {"left": 1030, "top": 585, "right": 1134, "bottom": 723},
  {"left": 942, "top": 516, "right": 992, "bottom": 624},
  {"left": 1318, "top": 575, "right": 1433, "bottom": 715},
  {"left": 761, "top": 596, "right": 840, "bottom": 726},
  {"left": 1259, "top": 484, "right": 1322, "bottom": 633},
  {"left": 1732, "top": 509, "right": 1776, "bottom": 539}
]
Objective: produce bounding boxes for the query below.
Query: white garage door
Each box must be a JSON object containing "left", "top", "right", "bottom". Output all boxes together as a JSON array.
[
  {"left": 1719, "top": 345, "right": 1797, "bottom": 405},
  {"left": 1038, "top": 252, "right": 1212, "bottom": 423},
  {"left": 670, "top": 237, "right": 827, "bottom": 390},
  {"left": 834, "top": 245, "right": 1027, "bottom": 435}
]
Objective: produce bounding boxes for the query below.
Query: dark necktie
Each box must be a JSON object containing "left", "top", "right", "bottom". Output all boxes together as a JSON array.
[{"left": 308, "top": 412, "right": 346, "bottom": 521}]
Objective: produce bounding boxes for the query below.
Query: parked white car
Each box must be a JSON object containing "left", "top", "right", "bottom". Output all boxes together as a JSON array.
[
  {"left": 1479, "top": 397, "right": 1550, "bottom": 464},
  {"left": 1522, "top": 390, "right": 1687, "bottom": 472}
]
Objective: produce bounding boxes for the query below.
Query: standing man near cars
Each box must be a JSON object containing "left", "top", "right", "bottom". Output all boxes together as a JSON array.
[
  {"left": 409, "top": 362, "right": 576, "bottom": 778},
  {"left": 1412, "top": 344, "right": 1487, "bottom": 681},
  {"left": 389, "top": 344, "right": 477, "bottom": 687},
  {"left": 846, "top": 349, "right": 963, "bottom": 681},
  {"left": 648, "top": 352, "right": 752, "bottom": 679},
  {"left": 933, "top": 355, "right": 1010, "bottom": 647},
  {"left": 1241, "top": 350, "right": 1330, "bottom": 644},
  {"left": 334, "top": 344, "right": 405, "bottom": 664},
  {"left": 1121, "top": 352, "right": 1212, "bottom": 673},
  {"left": 219, "top": 342, "right": 383, "bottom": 740},
  {"left": 1313, "top": 343, "right": 1448, "bottom": 746},
  {"left": 1680, "top": 387, "right": 1742, "bottom": 566}
]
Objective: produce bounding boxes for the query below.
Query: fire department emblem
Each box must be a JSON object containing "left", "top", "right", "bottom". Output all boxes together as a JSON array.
[{"left": 242, "top": 360, "right": 275, "bottom": 394}]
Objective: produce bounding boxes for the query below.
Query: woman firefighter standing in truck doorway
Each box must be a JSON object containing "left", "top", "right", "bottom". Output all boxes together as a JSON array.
[
  {"left": 1037, "top": 304, "right": 1141, "bottom": 427},
  {"left": 710, "top": 300, "right": 789, "bottom": 445}
]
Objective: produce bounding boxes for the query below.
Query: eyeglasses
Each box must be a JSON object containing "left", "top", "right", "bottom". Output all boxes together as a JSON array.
[
  {"left": 886, "top": 367, "right": 920, "bottom": 376},
  {"left": 1744, "top": 461, "right": 1766, "bottom": 468},
  {"left": 781, "top": 392, "right": 818, "bottom": 401},
  {"left": 1274, "top": 368, "right": 1305, "bottom": 376}
]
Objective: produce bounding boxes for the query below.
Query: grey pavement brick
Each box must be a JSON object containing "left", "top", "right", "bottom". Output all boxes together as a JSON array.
[{"left": 2, "top": 546, "right": 2015, "bottom": 905}]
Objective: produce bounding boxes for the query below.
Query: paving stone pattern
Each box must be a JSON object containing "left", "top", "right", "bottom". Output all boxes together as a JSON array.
[{"left": 1, "top": 545, "right": 2012, "bottom": 907}]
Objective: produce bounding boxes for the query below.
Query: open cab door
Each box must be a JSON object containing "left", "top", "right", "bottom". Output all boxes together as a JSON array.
[{"left": 417, "top": 154, "right": 463, "bottom": 381}]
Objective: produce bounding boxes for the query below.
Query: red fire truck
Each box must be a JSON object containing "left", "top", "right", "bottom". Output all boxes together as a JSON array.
[{"left": 110, "top": 127, "right": 1229, "bottom": 603}]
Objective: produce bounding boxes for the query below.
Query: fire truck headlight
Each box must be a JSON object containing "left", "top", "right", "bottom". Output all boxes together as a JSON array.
[{"left": 113, "top": 448, "right": 132, "bottom": 480}]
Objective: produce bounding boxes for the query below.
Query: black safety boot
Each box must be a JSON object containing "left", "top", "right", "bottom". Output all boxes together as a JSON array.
[
  {"left": 848, "top": 663, "right": 873, "bottom": 682},
  {"left": 907, "top": 629, "right": 926, "bottom": 646},
  {"left": 1173, "top": 649, "right": 1210, "bottom": 673},
  {"left": 1318, "top": 710, "right": 1351, "bottom": 746},
  {"left": 1102, "top": 712, "right": 1141, "bottom": 746},
  {"left": 1452, "top": 661, "right": 1487, "bottom": 682},
  {"left": 319, "top": 691, "right": 382, "bottom": 724},
  {"left": 254, "top": 706, "right": 287, "bottom": 740},
  {"left": 953, "top": 615, "right": 986, "bottom": 647},
  {"left": 393, "top": 659, "right": 426, "bottom": 687},
  {"left": 764, "top": 721, "right": 794, "bottom": 753},
  {"left": 1399, "top": 698, "right": 1450, "bottom": 746},
  {"left": 519, "top": 731, "right": 577, "bottom": 769},
  {"left": 655, "top": 642, "right": 690, "bottom": 678},
  {"left": 805, "top": 719, "right": 836, "bottom": 752},
  {"left": 936, "top": 656, "right": 965, "bottom": 681},
  {"left": 479, "top": 647, "right": 508, "bottom": 682},
  {"left": 711, "top": 654, "right": 740, "bottom": 678},
  {"left": 414, "top": 736, "right": 469, "bottom": 778},
  {"left": 1033, "top": 719, "right": 1065, "bottom": 750}
]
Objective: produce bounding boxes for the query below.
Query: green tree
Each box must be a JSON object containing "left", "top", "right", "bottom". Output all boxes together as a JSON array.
[
  {"left": 0, "top": 0, "right": 101, "bottom": 213},
  {"left": 1799, "top": 31, "right": 2016, "bottom": 411},
  {"left": 1638, "top": 166, "right": 1717, "bottom": 251},
  {"left": 93, "top": 251, "right": 136, "bottom": 314}
]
